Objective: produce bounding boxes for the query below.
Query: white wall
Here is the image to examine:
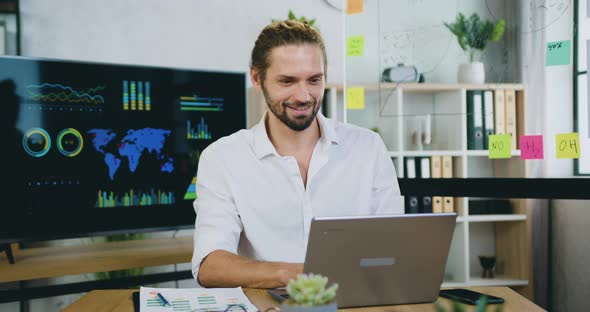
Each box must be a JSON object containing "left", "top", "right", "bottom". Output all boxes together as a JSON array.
[
  {"left": 344, "top": 0, "right": 518, "bottom": 85},
  {"left": 20, "top": 0, "right": 344, "bottom": 85}
]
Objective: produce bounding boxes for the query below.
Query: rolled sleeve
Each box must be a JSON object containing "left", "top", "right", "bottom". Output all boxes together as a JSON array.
[
  {"left": 370, "top": 133, "right": 403, "bottom": 214},
  {"left": 191, "top": 147, "right": 243, "bottom": 285}
]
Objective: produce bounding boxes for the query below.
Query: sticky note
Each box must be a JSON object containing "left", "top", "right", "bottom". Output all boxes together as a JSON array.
[
  {"left": 520, "top": 135, "right": 544, "bottom": 160},
  {"left": 556, "top": 133, "right": 580, "bottom": 159},
  {"left": 347, "top": 36, "right": 364, "bottom": 56},
  {"left": 546, "top": 40, "right": 570, "bottom": 66},
  {"left": 488, "top": 134, "right": 512, "bottom": 159},
  {"left": 346, "top": 87, "right": 365, "bottom": 110},
  {"left": 347, "top": 0, "right": 364, "bottom": 15}
]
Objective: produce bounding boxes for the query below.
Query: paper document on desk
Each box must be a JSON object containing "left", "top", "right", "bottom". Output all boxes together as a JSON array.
[{"left": 140, "top": 286, "right": 258, "bottom": 312}]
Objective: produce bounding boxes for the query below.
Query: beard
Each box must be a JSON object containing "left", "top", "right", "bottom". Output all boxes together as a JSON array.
[{"left": 261, "top": 86, "right": 322, "bottom": 132}]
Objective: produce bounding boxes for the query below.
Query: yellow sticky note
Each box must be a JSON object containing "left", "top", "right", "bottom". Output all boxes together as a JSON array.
[
  {"left": 347, "top": 0, "right": 364, "bottom": 15},
  {"left": 556, "top": 133, "right": 580, "bottom": 158},
  {"left": 347, "top": 36, "right": 364, "bottom": 56},
  {"left": 488, "top": 134, "right": 512, "bottom": 159},
  {"left": 346, "top": 87, "right": 365, "bottom": 110}
]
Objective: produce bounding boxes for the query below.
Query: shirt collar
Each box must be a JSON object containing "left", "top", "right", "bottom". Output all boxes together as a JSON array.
[{"left": 252, "top": 111, "right": 340, "bottom": 160}]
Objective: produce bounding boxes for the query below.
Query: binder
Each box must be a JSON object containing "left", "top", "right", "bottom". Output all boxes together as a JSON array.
[
  {"left": 442, "top": 156, "right": 453, "bottom": 178},
  {"left": 430, "top": 156, "right": 442, "bottom": 178},
  {"left": 420, "top": 157, "right": 431, "bottom": 179},
  {"left": 405, "top": 196, "right": 419, "bottom": 214},
  {"left": 443, "top": 196, "right": 454, "bottom": 213},
  {"left": 405, "top": 157, "right": 416, "bottom": 178},
  {"left": 483, "top": 90, "right": 495, "bottom": 149},
  {"left": 432, "top": 196, "right": 443, "bottom": 213},
  {"left": 421, "top": 196, "right": 433, "bottom": 213},
  {"left": 494, "top": 89, "right": 506, "bottom": 135},
  {"left": 505, "top": 89, "right": 517, "bottom": 150},
  {"left": 467, "top": 90, "right": 484, "bottom": 150}
]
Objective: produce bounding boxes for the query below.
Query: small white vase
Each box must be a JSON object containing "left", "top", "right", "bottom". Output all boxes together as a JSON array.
[
  {"left": 277, "top": 303, "right": 338, "bottom": 312},
  {"left": 457, "top": 62, "right": 485, "bottom": 84}
]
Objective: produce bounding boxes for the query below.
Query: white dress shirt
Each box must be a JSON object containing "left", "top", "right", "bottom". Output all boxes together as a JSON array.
[{"left": 191, "top": 112, "right": 403, "bottom": 283}]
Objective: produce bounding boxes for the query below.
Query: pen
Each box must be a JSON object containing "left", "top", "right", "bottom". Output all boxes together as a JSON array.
[{"left": 157, "top": 292, "right": 171, "bottom": 307}]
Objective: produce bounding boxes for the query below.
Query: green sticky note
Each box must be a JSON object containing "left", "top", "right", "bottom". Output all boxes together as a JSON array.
[
  {"left": 546, "top": 40, "right": 570, "bottom": 66},
  {"left": 346, "top": 87, "right": 365, "bottom": 109},
  {"left": 488, "top": 134, "right": 512, "bottom": 159},
  {"left": 556, "top": 133, "right": 580, "bottom": 158},
  {"left": 347, "top": 36, "right": 364, "bottom": 56}
]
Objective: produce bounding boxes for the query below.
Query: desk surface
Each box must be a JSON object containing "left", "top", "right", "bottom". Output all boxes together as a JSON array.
[
  {"left": 0, "top": 236, "right": 192, "bottom": 283},
  {"left": 63, "top": 287, "right": 545, "bottom": 312}
]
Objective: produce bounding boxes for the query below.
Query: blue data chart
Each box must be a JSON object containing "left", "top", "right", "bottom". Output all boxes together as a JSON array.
[
  {"left": 187, "top": 117, "right": 212, "bottom": 140},
  {"left": 22, "top": 128, "right": 51, "bottom": 157},
  {"left": 179, "top": 95, "right": 224, "bottom": 112},
  {"left": 123, "top": 80, "right": 151, "bottom": 111}
]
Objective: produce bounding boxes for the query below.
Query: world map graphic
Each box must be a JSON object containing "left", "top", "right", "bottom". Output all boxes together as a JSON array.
[{"left": 88, "top": 128, "right": 174, "bottom": 180}]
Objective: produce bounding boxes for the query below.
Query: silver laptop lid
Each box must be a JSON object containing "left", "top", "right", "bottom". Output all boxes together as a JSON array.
[{"left": 303, "top": 213, "right": 456, "bottom": 308}]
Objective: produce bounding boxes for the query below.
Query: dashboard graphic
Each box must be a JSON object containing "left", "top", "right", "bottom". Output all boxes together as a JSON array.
[
  {"left": 96, "top": 188, "right": 175, "bottom": 208},
  {"left": 123, "top": 80, "right": 151, "bottom": 111},
  {"left": 0, "top": 55, "right": 246, "bottom": 241},
  {"left": 179, "top": 95, "right": 224, "bottom": 112},
  {"left": 56, "top": 128, "right": 84, "bottom": 157},
  {"left": 25, "top": 83, "right": 105, "bottom": 112},
  {"left": 22, "top": 128, "right": 51, "bottom": 158},
  {"left": 184, "top": 176, "right": 197, "bottom": 200},
  {"left": 187, "top": 117, "right": 212, "bottom": 140},
  {"left": 88, "top": 128, "right": 174, "bottom": 181}
]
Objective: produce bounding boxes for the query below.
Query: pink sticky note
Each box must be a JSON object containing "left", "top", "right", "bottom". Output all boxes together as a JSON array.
[{"left": 520, "top": 135, "right": 544, "bottom": 159}]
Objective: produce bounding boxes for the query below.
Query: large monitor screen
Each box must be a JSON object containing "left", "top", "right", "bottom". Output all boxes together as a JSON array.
[{"left": 0, "top": 56, "right": 246, "bottom": 242}]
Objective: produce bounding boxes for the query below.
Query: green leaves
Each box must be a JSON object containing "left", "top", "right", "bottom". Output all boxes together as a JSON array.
[
  {"left": 444, "top": 13, "right": 505, "bottom": 62},
  {"left": 286, "top": 273, "right": 338, "bottom": 306},
  {"left": 273, "top": 10, "right": 317, "bottom": 28},
  {"left": 288, "top": 9, "right": 316, "bottom": 27}
]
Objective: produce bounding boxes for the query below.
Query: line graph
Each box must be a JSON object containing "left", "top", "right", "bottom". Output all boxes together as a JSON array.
[
  {"left": 26, "top": 83, "right": 106, "bottom": 105},
  {"left": 25, "top": 83, "right": 106, "bottom": 112}
]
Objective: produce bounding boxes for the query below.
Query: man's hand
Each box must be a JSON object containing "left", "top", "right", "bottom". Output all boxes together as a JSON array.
[
  {"left": 276, "top": 263, "right": 304, "bottom": 285},
  {"left": 198, "top": 250, "right": 303, "bottom": 288}
]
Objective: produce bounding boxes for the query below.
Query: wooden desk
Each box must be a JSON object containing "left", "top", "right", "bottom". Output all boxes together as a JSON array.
[
  {"left": 0, "top": 236, "right": 193, "bottom": 283},
  {"left": 63, "top": 287, "right": 545, "bottom": 312}
]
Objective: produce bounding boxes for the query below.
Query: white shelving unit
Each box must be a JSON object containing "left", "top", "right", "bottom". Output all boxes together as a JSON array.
[{"left": 327, "top": 83, "right": 531, "bottom": 289}]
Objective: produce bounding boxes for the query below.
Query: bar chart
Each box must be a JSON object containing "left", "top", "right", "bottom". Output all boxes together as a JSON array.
[
  {"left": 96, "top": 188, "right": 175, "bottom": 208},
  {"left": 187, "top": 117, "right": 212, "bottom": 140},
  {"left": 123, "top": 80, "right": 151, "bottom": 111},
  {"left": 179, "top": 95, "right": 224, "bottom": 112}
]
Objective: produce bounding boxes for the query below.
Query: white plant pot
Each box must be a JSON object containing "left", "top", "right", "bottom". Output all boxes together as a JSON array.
[
  {"left": 457, "top": 62, "right": 485, "bottom": 84},
  {"left": 277, "top": 303, "right": 338, "bottom": 312}
]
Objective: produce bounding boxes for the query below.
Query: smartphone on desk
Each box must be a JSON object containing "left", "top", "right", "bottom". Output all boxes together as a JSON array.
[
  {"left": 439, "top": 289, "right": 504, "bottom": 305},
  {"left": 267, "top": 288, "right": 289, "bottom": 302}
]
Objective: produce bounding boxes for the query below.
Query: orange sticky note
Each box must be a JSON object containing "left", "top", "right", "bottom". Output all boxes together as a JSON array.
[
  {"left": 347, "top": 0, "right": 364, "bottom": 15},
  {"left": 556, "top": 133, "right": 580, "bottom": 158},
  {"left": 346, "top": 87, "right": 365, "bottom": 110},
  {"left": 520, "top": 135, "right": 544, "bottom": 160},
  {"left": 347, "top": 36, "right": 364, "bottom": 56},
  {"left": 488, "top": 134, "right": 512, "bottom": 159}
]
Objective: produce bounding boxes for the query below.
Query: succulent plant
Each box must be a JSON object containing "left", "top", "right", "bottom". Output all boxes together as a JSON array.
[{"left": 285, "top": 273, "right": 338, "bottom": 306}]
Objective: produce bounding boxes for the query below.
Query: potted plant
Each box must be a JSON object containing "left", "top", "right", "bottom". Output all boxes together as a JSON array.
[
  {"left": 444, "top": 13, "right": 505, "bottom": 84},
  {"left": 276, "top": 273, "right": 339, "bottom": 312}
]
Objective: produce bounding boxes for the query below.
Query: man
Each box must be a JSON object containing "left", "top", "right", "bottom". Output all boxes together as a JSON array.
[{"left": 192, "top": 20, "right": 402, "bottom": 288}]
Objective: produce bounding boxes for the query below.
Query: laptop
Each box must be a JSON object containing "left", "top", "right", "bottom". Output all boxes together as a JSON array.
[{"left": 300, "top": 213, "right": 456, "bottom": 308}]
